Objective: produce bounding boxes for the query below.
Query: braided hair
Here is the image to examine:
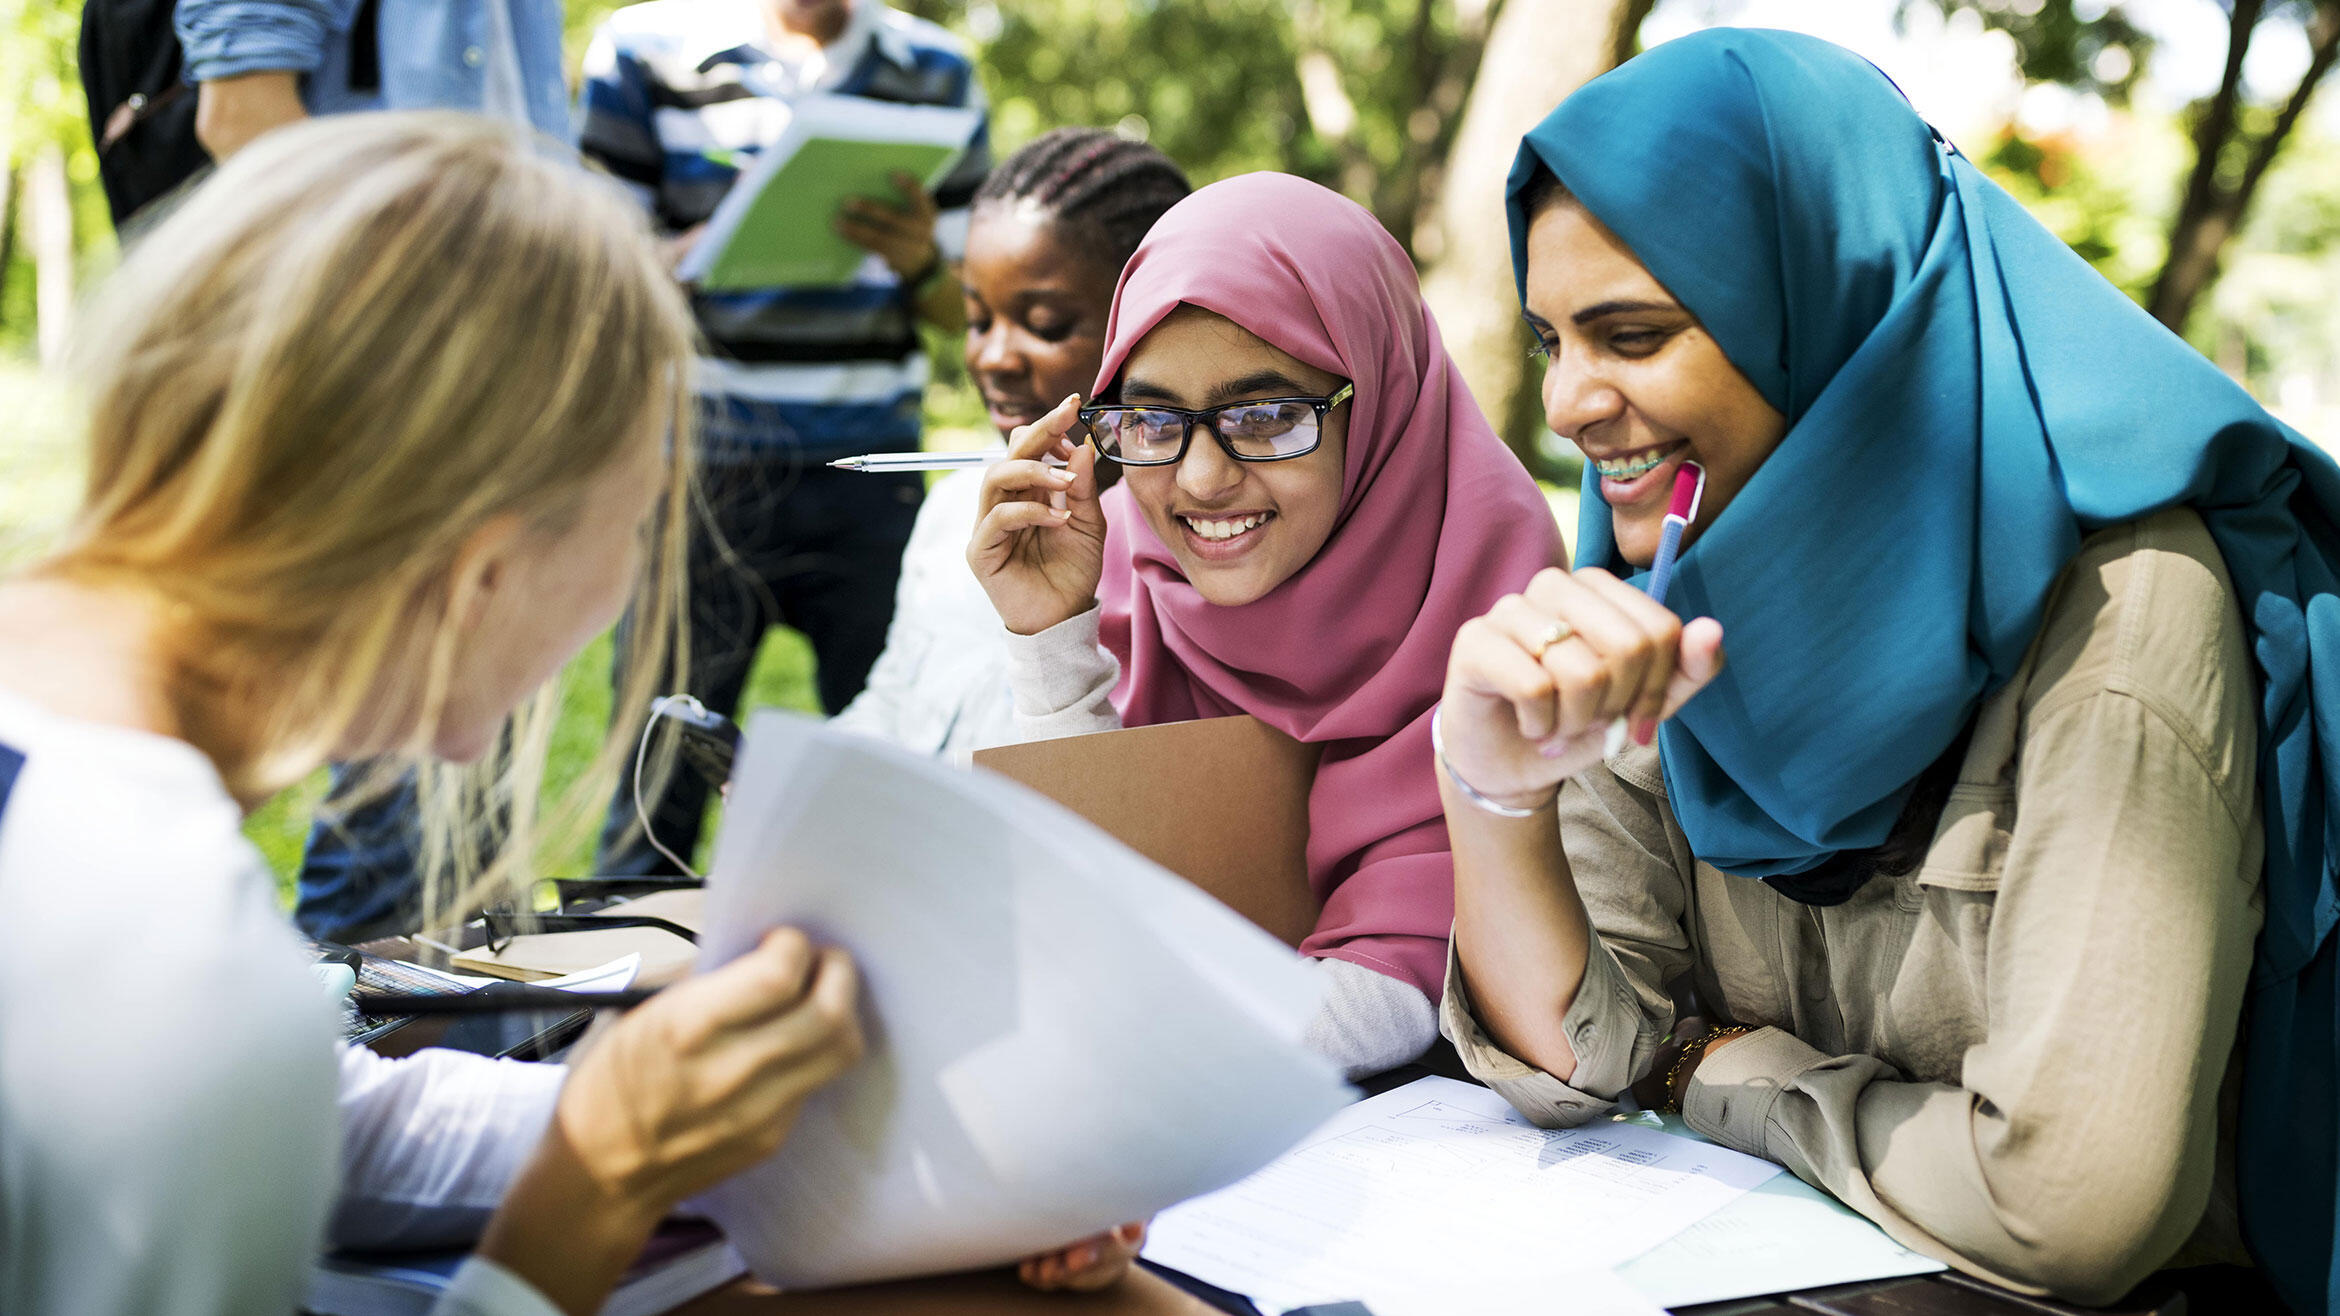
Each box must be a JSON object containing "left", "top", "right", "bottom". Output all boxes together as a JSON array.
[{"left": 973, "top": 127, "right": 1191, "bottom": 273}]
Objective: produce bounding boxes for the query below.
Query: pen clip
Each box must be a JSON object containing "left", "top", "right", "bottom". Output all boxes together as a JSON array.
[{"left": 1667, "top": 461, "right": 1706, "bottom": 526}]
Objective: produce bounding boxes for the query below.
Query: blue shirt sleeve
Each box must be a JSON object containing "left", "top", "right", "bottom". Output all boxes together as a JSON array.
[{"left": 175, "top": 0, "right": 361, "bottom": 83}]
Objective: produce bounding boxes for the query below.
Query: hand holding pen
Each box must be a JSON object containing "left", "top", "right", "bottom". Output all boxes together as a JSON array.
[
  {"left": 1435, "top": 463, "right": 1725, "bottom": 813},
  {"left": 967, "top": 394, "right": 1110, "bottom": 637}
]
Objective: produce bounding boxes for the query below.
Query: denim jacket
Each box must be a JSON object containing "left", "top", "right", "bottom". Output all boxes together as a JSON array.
[{"left": 174, "top": 0, "right": 569, "bottom": 138}]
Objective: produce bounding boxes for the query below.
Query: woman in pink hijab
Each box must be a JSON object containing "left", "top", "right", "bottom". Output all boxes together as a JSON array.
[{"left": 969, "top": 172, "right": 1563, "bottom": 1076}]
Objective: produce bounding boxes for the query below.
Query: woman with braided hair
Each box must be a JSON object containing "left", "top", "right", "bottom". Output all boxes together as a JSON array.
[{"left": 834, "top": 128, "right": 1190, "bottom": 759}]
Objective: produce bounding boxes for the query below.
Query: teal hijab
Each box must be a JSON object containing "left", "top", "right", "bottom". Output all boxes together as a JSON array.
[{"left": 1510, "top": 29, "right": 2340, "bottom": 1309}]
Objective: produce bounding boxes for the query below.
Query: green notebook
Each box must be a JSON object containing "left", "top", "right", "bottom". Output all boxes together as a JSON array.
[{"left": 679, "top": 96, "right": 981, "bottom": 292}]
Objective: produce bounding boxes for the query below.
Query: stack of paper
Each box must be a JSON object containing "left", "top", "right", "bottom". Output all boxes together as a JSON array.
[
  {"left": 689, "top": 712, "right": 1353, "bottom": 1290},
  {"left": 1142, "top": 1077, "right": 1780, "bottom": 1316}
]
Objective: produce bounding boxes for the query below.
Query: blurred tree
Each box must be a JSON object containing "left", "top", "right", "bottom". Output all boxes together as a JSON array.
[
  {"left": 1919, "top": 0, "right": 2340, "bottom": 334},
  {"left": 1419, "top": 0, "right": 1653, "bottom": 466},
  {"left": 881, "top": 0, "right": 1648, "bottom": 467},
  {"left": 2, "top": 0, "right": 104, "bottom": 353}
]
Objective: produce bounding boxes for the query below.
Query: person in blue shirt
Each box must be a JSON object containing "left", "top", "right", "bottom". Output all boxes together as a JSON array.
[{"left": 174, "top": 0, "right": 570, "bottom": 159}]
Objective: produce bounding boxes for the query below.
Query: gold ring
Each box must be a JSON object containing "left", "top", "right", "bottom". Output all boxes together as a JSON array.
[{"left": 1528, "top": 620, "right": 1572, "bottom": 660}]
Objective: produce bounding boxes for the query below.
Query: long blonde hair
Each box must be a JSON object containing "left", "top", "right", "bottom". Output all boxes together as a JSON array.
[{"left": 47, "top": 112, "right": 696, "bottom": 925}]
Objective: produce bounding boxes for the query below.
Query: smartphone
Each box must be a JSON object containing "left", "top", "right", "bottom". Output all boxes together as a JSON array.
[{"left": 651, "top": 697, "right": 740, "bottom": 792}]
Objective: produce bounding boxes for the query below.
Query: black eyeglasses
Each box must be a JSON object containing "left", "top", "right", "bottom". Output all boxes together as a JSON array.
[
  {"left": 1078, "top": 383, "right": 1354, "bottom": 466},
  {"left": 480, "top": 906, "right": 699, "bottom": 955}
]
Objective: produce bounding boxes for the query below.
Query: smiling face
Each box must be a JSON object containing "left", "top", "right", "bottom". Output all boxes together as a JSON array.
[
  {"left": 1523, "top": 199, "right": 1788, "bottom": 566},
  {"left": 1113, "top": 306, "right": 1349, "bottom": 606}
]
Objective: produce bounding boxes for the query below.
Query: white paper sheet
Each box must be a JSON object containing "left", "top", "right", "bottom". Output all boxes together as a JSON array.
[
  {"left": 689, "top": 712, "right": 1353, "bottom": 1290},
  {"left": 1142, "top": 1076, "right": 1777, "bottom": 1316},
  {"left": 1615, "top": 1161, "right": 1944, "bottom": 1307}
]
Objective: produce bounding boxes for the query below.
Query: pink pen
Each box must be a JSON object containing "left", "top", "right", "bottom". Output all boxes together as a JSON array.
[
  {"left": 1646, "top": 460, "right": 1706, "bottom": 607},
  {"left": 1605, "top": 460, "right": 1706, "bottom": 756}
]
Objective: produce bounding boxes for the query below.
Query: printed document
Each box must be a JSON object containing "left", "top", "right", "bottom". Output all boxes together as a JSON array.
[
  {"left": 1142, "top": 1076, "right": 1777, "bottom": 1315},
  {"left": 1616, "top": 1156, "right": 1944, "bottom": 1307},
  {"left": 689, "top": 712, "right": 1353, "bottom": 1290}
]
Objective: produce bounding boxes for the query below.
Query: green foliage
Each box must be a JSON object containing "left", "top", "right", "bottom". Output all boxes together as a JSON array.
[
  {"left": 0, "top": 0, "right": 88, "bottom": 154},
  {"left": 2200, "top": 125, "right": 2340, "bottom": 394},
  {"left": 0, "top": 0, "right": 113, "bottom": 350},
  {"left": 1978, "top": 118, "right": 2182, "bottom": 299},
  {"left": 1907, "top": 0, "right": 2153, "bottom": 102},
  {"left": 945, "top": 0, "right": 1310, "bottom": 184}
]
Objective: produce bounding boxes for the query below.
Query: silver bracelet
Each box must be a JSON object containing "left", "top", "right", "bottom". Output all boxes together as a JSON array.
[{"left": 1430, "top": 705, "right": 1546, "bottom": 818}]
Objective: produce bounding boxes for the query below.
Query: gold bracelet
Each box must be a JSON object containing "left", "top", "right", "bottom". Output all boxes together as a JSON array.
[{"left": 1660, "top": 1024, "right": 1754, "bottom": 1114}]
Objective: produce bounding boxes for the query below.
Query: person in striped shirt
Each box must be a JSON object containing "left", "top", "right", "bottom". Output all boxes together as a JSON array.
[{"left": 577, "top": 0, "right": 991, "bottom": 873}]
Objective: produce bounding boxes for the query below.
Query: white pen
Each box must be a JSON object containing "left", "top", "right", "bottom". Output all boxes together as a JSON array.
[{"left": 827, "top": 447, "right": 1071, "bottom": 472}]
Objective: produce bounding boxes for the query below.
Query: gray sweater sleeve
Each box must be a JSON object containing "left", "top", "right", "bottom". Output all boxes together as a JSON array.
[
  {"left": 1000, "top": 605, "right": 1124, "bottom": 742},
  {"left": 1306, "top": 957, "right": 1438, "bottom": 1079}
]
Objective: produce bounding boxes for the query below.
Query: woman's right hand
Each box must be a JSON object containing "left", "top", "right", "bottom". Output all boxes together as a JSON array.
[
  {"left": 968, "top": 394, "right": 1108, "bottom": 636},
  {"left": 1440, "top": 566, "right": 1726, "bottom": 812},
  {"left": 479, "top": 929, "right": 862, "bottom": 1315},
  {"left": 555, "top": 927, "right": 863, "bottom": 1213}
]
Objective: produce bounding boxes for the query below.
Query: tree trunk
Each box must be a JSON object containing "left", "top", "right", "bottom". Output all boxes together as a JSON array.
[
  {"left": 2149, "top": 0, "right": 2340, "bottom": 332},
  {"left": 1416, "top": 0, "right": 1644, "bottom": 468},
  {"left": 0, "top": 162, "right": 18, "bottom": 334},
  {"left": 1400, "top": 0, "right": 1500, "bottom": 258},
  {"left": 1611, "top": 0, "right": 1659, "bottom": 67},
  {"left": 27, "top": 145, "right": 74, "bottom": 367},
  {"left": 2148, "top": 0, "right": 2262, "bottom": 330}
]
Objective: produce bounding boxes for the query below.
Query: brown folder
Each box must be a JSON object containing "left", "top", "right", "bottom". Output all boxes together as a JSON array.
[{"left": 972, "top": 715, "right": 1322, "bottom": 948}]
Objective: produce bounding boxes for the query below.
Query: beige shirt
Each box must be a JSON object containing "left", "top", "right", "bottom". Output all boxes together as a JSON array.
[{"left": 1441, "top": 508, "right": 2264, "bottom": 1305}]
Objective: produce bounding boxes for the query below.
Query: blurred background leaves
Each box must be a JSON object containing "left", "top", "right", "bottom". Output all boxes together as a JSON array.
[{"left": 12, "top": 0, "right": 2340, "bottom": 465}]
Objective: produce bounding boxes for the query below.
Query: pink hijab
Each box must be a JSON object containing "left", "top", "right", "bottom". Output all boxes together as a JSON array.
[{"left": 1094, "top": 173, "right": 1564, "bottom": 999}]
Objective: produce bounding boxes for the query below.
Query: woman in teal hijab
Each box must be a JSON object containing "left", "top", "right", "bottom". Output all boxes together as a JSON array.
[{"left": 1432, "top": 28, "right": 2337, "bottom": 1310}]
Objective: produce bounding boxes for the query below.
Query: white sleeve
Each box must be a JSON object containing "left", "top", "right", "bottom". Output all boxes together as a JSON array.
[
  {"left": 0, "top": 937, "right": 341, "bottom": 1316},
  {"left": 331, "top": 1044, "right": 567, "bottom": 1250},
  {"left": 831, "top": 480, "right": 960, "bottom": 748},
  {"left": 1303, "top": 956, "right": 1438, "bottom": 1080},
  {"left": 1001, "top": 605, "right": 1123, "bottom": 742},
  {"left": 429, "top": 1257, "right": 568, "bottom": 1316}
]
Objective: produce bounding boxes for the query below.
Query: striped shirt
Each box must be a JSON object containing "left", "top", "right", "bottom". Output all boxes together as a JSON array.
[{"left": 577, "top": 0, "right": 990, "bottom": 458}]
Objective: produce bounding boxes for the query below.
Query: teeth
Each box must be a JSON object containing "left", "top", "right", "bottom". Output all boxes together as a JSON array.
[
  {"left": 1182, "top": 512, "right": 1271, "bottom": 541},
  {"left": 1593, "top": 448, "right": 1676, "bottom": 479}
]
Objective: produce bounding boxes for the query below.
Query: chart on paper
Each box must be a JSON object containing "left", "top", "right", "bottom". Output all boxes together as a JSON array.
[{"left": 1144, "top": 1076, "right": 1779, "bottom": 1316}]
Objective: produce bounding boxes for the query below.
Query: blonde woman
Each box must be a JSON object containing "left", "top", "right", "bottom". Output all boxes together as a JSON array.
[{"left": 0, "top": 114, "right": 1132, "bottom": 1316}]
